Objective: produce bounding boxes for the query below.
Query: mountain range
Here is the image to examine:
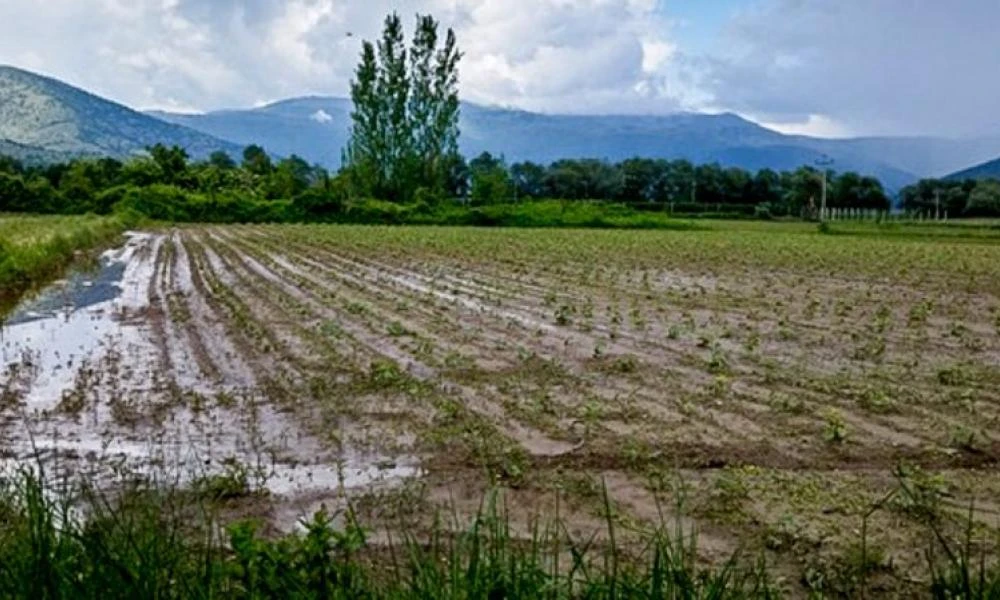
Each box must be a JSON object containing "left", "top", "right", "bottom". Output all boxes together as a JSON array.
[
  {"left": 944, "top": 156, "right": 1000, "bottom": 181},
  {"left": 2, "top": 64, "right": 1000, "bottom": 189},
  {"left": 150, "top": 97, "right": 1000, "bottom": 190},
  {"left": 0, "top": 65, "right": 240, "bottom": 164}
]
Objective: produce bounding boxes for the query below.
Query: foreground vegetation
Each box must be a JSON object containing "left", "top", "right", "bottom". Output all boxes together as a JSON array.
[
  {"left": 0, "top": 213, "right": 135, "bottom": 314},
  {"left": 0, "top": 470, "right": 782, "bottom": 599},
  {"left": 2, "top": 467, "right": 998, "bottom": 599}
]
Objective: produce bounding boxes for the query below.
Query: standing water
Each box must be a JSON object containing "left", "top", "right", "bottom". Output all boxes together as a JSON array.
[{"left": 0, "top": 232, "right": 417, "bottom": 522}]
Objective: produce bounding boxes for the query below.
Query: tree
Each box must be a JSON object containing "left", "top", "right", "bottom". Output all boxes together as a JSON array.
[
  {"left": 782, "top": 166, "right": 822, "bottom": 217},
  {"left": 0, "top": 173, "right": 30, "bottom": 212},
  {"left": 269, "top": 155, "right": 315, "bottom": 199},
  {"left": 620, "top": 158, "right": 660, "bottom": 204},
  {"left": 345, "top": 12, "right": 461, "bottom": 202},
  {"left": 148, "top": 144, "right": 190, "bottom": 186},
  {"left": 511, "top": 161, "right": 546, "bottom": 199},
  {"left": 209, "top": 151, "right": 236, "bottom": 170},
  {"left": 469, "top": 152, "right": 511, "bottom": 205},
  {"left": 751, "top": 168, "right": 783, "bottom": 206},
  {"left": 831, "top": 172, "right": 889, "bottom": 210},
  {"left": 0, "top": 155, "right": 22, "bottom": 175},
  {"left": 376, "top": 12, "right": 410, "bottom": 199},
  {"left": 345, "top": 40, "right": 382, "bottom": 198},
  {"left": 242, "top": 145, "right": 273, "bottom": 177},
  {"left": 966, "top": 180, "right": 1000, "bottom": 216}
]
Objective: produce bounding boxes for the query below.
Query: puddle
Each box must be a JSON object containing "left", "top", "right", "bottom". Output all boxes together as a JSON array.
[
  {"left": 0, "top": 231, "right": 418, "bottom": 508},
  {"left": 1, "top": 233, "right": 156, "bottom": 411}
]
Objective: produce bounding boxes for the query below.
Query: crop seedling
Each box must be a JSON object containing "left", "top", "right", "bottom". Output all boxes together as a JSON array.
[{"left": 822, "top": 409, "right": 849, "bottom": 443}]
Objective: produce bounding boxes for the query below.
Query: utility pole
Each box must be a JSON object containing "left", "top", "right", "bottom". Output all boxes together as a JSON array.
[
  {"left": 815, "top": 155, "right": 834, "bottom": 221},
  {"left": 934, "top": 189, "right": 941, "bottom": 221}
]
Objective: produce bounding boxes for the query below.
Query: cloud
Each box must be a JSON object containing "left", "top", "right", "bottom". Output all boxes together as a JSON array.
[
  {"left": 0, "top": 0, "right": 689, "bottom": 116},
  {"left": 0, "top": 0, "right": 997, "bottom": 136},
  {"left": 310, "top": 109, "right": 333, "bottom": 123},
  {"left": 700, "top": 0, "right": 1000, "bottom": 136}
]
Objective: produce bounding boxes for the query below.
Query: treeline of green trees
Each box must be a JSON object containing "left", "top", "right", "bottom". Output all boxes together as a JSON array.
[
  {"left": 900, "top": 178, "right": 1000, "bottom": 218},
  {"left": 0, "top": 144, "right": 897, "bottom": 224},
  {"left": 466, "top": 152, "right": 890, "bottom": 217}
]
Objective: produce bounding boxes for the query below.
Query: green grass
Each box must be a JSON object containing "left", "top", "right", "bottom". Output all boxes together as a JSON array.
[
  {"left": 0, "top": 213, "right": 136, "bottom": 315},
  {"left": 0, "top": 470, "right": 777, "bottom": 599},
  {"left": 1, "top": 468, "right": 998, "bottom": 598}
]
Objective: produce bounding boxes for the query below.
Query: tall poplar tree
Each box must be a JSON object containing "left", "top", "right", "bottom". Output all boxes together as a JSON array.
[{"left": 345, "top": 13, "right": 462, "bottom": 202}]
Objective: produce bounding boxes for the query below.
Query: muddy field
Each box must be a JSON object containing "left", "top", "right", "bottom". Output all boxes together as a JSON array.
[{"left": 2, "top": 223, "right": 999, "bottom": 593}]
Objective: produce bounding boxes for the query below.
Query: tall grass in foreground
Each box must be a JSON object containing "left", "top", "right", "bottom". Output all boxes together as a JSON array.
[
  {"left": 0, "top": 213, "right": 137, "bottom": 314},
  {"left": 0, "top": 469, "right": 777, "bottom": 599},
  {"left": 0, "top": 470, "right": 997, "bottom": 599}
]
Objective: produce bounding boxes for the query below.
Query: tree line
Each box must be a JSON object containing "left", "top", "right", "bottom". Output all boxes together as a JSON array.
[
  {"left": 900, "top": 178, "right": 1000, "bottom": 218},
  {"left": 0, "top": 143, "right": 898, "bottom": 220},
  {"left": 465, "top": 153, "right": 890, "bottom": 217}
]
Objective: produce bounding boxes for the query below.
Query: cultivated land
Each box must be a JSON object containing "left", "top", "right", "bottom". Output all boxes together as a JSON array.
[{"left": 2, "top": 218, "right": 1000, "bottom": 596}]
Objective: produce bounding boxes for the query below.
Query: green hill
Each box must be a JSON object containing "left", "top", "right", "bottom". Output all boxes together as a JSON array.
[{"left": 0, "top": 65, "right": 240, "bottom": 160}]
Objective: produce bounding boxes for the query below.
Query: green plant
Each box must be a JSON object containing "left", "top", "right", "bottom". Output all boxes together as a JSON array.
[
  {"left": 822, "top": 409, "right": 849, "bottom": 443},
  {"left": 858, "top": 387, "right": 897, "bottom": 414}
]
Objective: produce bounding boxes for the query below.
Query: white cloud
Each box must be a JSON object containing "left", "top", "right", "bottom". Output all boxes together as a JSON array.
[
  {"left": 0, "top": 0, "right": 689, "bottom": 115},
  {"left": 0, "top": 0, "right": 998, "bottom": 136},
  {"left": 310, "top": 109, "right": 333, "bottom": 123},
  {"left": 757, "top": 114, "right": 853, "bottom": 139}
]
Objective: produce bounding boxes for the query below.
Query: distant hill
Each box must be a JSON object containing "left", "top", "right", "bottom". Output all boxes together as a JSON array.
[
  {"left": 0, "top": 138, "right": 80, "bottom": 165},
  {"left": 944, "top": 156, "right": 1000, "bottom": 181},
  {"left": 151, "top": 97, "right": 1000, "bottom": 191},
  {"left": 0, "top": 65, "right": 240, "bottom": 160},
  {"left": 3, "top": 65, "right": 1000, "bottom": 191}
]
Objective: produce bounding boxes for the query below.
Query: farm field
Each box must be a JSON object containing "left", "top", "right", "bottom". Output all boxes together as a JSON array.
[{"left": 2, "top": 220, "right": 1000, "bottom": 595}]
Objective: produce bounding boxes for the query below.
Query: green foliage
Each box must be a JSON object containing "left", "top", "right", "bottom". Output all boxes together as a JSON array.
[
  {"left": 345, "top": 13, "right": 462, "bottom": 202},
  {"left": 468, "top": 152, "right": 514, "bottom": 205},
  {"left": 0, "top": 471, "right": 782, "bottom": 599},
  {"left": 901, "top": 176, "right": 1000, "bottom": 218}
]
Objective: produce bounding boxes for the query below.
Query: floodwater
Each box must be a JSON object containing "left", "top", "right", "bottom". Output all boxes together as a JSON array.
[{"left": 0, "top": 232, "right": 418, "bottom": 507}]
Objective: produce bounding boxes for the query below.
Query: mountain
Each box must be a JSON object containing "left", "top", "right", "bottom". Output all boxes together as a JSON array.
[
  {"left": 151, "top": 97, "right": 1000, "bottom": 191},
  {"left": 2, "top": 65, "right": 998, "bottom": 191},
  {"left": 0, "top": 65, "right": 240, "bottom": 160},
  {"left": 0, "top": 138, "right": 80, "bottom": 165},
  {"left": 944, "top": 156, "right": 1000, "bottom": 181}
]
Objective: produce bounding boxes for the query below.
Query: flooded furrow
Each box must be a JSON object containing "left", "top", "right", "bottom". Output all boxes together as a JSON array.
[{"left": 0, "top": 230, "right": 419, "bottom": 524}]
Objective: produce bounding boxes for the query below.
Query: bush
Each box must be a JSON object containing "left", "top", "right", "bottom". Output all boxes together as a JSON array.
[
  {"left": 95, "top": 185, "right": 136, "bottom": 215},
  {"left": 292, "top": 185, "right": 346, "bottom": 220},
  {"left": 754, "top": 203, "right": 773, "bottom": 220}
]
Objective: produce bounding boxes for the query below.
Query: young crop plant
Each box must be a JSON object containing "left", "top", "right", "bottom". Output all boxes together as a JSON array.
[
  {"left": 908, "top": 299, "right": 934, "bottom": 326},
  {"left": 707, "top": 344, "right": 730, "bottom": 375},
  {"left": 858, "top": 386, "right": 898, "bottom": 414},
  {"left": 554, "top": 303, "right": 575, "bottom": 326},
  {"left": 948, "top": 424, "right": 980, "bottom": 452},
  {"left": 822, "top": 408, "right": 849, "bottom": 443},
  {"left": 386, "top": 320, "right": 412, "bottom": 337}
]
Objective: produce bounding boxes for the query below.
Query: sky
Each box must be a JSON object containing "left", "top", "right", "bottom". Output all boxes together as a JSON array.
[{"left": 0, "top": 0, "right": 998, "bottom": 138}]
